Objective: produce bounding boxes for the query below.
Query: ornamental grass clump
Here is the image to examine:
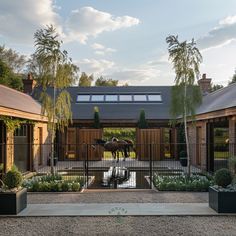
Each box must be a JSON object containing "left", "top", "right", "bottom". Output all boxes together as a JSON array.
[{"left": 214, "top": 168, "right": 232, "bottom": 188}]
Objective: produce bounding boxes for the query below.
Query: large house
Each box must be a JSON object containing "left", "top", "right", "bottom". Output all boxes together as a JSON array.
[{"left": 1, "top": 73, "right": 236, "bottom": 174}]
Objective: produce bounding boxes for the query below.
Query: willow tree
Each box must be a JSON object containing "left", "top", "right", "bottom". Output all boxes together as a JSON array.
[
  {"left": 34, "top": 25, "right": 78, "bottom": 174},
  {"left": 166, "top": 35, "right": 202, "bottom": 176}
]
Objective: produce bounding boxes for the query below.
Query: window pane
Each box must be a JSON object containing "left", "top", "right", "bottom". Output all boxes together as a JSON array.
[
  {"left": 148, "top": 94, "right": 162, "bottom": 101},
  {"left": 91, "top": 95, "right": 104, "bottom": 101},
  {"left": 133, "top": 95, "right": 147, "bottom": 101},
  {"left": 119, "top": 95, "right": 133, "bottom": 101},
  {"left": 77, "top": 95, "right": 90, "bottom": 102},
  {"left": 105, "top": 95, "right": 118, "bottom": 101}
]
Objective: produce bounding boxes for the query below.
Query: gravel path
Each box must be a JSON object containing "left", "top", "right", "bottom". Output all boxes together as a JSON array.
[
  {"left": 1, "top": 216, "right": 236, "bottom": 236},
  {"left": 28, "top": 190, "right": 208, "bottom": 204}
]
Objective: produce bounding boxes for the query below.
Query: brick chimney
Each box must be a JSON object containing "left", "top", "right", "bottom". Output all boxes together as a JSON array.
[
  {"left": 23, "top": 73, "right": 36, "bottom": 94},
  {"left": 198, "top": 73, "right": 212, "bottom": 95}
]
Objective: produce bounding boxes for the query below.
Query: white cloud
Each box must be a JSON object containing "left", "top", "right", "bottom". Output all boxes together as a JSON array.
[
  {"left": 78, "top": 58, "right": 115, "bottom": 75},
  {"left": 66, "top": 7, "right": 140, "bottom": 43},
  {"left": 91, "top": 43, "right": 116, "bottom": 55},
  {"left": 198, "top": 15, "right": 236, "bottom": 50},
  {"left": 0, "top": 0, "right": 61, "bottom": 43}
]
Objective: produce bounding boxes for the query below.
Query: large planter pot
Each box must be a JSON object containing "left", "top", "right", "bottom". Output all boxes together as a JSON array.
[
  {"left": 0, "top": 188, "right": 27, "bottom": 215},
  {"left": 179, "top": 157, "right": 187, "bottom": 167},
  {"left": 209, "top": 186, "right": 236, "bottom": 213}
]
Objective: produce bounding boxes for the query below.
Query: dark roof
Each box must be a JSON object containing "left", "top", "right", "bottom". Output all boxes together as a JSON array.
[
  {"left": 33, "top": 86, "right": 172, "bottom": 120},
  {"left": 196, "top": 83, "right": 236, "bottom": 115},
  {"left": 0, "top": 84, "right": 42, "bottom": 115}
]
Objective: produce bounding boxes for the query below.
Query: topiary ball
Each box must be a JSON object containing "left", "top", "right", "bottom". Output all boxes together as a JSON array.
[
  {"left": 3, "top": 169, "right": 23, "bottom": 189},
  {"left": 214, "top": 168, "right": 232, "bottom": 188}
]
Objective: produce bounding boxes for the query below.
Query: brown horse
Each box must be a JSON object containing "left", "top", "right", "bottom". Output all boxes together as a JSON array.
[{"left": 94, "top": 138, "right": 129, "bottom": 162}]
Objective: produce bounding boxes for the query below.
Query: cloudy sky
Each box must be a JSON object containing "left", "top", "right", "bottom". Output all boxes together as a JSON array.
[{"left": 1, "top": 0, "right": 236, "bottom": 86}]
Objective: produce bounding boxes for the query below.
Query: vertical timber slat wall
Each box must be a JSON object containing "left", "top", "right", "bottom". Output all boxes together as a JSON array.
[
  {"left": 78, "top": 129, "right": 103, "bottom": 160},
  {"left": 136, "top": 128, "right": 161, "bottom": 161}
]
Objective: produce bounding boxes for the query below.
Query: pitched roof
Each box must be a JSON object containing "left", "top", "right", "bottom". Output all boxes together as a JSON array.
[
  {"left": 33, "top": 86, "right": 172, "bottom": 120},
  {"left": 196, "top": 83, "right": 236, "bottom": 115},
  {"left": 0, "top": 84, "right": 42, "bottom": 115}
]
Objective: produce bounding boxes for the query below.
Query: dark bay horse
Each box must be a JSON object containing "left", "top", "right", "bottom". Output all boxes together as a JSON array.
[{"left": 94, "top": 138, "right": 129, "bottom": 162}]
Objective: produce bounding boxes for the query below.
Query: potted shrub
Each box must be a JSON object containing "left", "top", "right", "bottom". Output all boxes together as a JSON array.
[
  {"left": 179, "top": 150, "right": 187, "bottom": 167},
  {"left": 0, "top": 165, "right": 27, "bottom": 215},
  {"left": 209, "top": 168, "right": 236, "bottom": 213}
]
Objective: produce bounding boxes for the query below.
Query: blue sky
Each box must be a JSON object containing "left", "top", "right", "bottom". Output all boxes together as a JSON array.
[{"left": 1, "top": 0, "right": 236, "bottom": 85}]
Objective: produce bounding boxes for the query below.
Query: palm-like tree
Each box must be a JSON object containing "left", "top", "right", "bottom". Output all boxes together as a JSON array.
[
  {"left": 166, "top": 35, "right": 202, "bottom": 176},
  {"left": 34, "top": 25, "right": 78, "bottom": 174}
]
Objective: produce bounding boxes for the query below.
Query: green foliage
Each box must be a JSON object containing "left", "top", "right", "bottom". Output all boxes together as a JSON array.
[
  {"left": 0, "top": 59, "right": 23, "bottom": 91},
  {"left": 104, "top": 128, "right": 136, "bottom": 142},
  {"left": 95, "top": 76, "right": 118, "bottom": 86},
  {"left": 3, "top": 165, "right": 23, "bottom": 189},
  {"left": 23, "top": 174, "right": 82, "bottom": 192},
  {"left": 34, "top": 25, "right": 78, "bottom": 132},
  {"left": 170, "top": 85, "right": 202, "bottom": 124},
  {"left": 79, "top": 72, "right": 93, "bottom": 87},
  {"left": 93, "top": 106, "right": 101, "bottom": 128},
  {"left": 153, "top": 174, "right": 211, "bottom": 191},
  {"left": 214, "top": 168, "right": 232, "bottom": 188},
  {"left": 138, "top": 110, "right": 148, "bottom": 129},
  {"left": 210, "top": 84, "right": 223, "bottom": 92},
  {"left": 228, "top": 70, "right": 236, "bottom": 85},
  {"left": 0, "top": 116, "right": 22, "bottom": 132},
  {"left": 0, "top": 45, "right": 26, "bottom": 73}
]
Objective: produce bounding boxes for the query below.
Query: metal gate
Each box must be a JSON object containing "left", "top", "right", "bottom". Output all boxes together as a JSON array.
[{"left": 84, "top": 143, "right": 153, "bottom": 189}]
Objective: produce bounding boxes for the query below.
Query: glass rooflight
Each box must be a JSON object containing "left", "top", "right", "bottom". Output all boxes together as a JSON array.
[
  {"left": 133, "top": 95, "right": 147, "bottom": 101},
  {"left": 119, "top": 95, "right": 133, "bottom": 101},
  {"left": 148, "top": 94, "right": 162, "bottom": 102},
  {"left": 91, "top": 95, "right": 104, "bottom": 101},
  {"left": 77, "top": 95, "right": 90, "bottom": 102},
  {"left": 105, "top": 95, "right": 118, "bottom": 101}
]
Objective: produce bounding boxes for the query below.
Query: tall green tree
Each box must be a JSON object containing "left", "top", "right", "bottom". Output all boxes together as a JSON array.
[
  {"left": 138, "top": 110, "right": 148, "bottom": 129},
  {"left": 78, "top": 72, "right": 93, "bottom": 87},
  {"left": 166, "top": 35, "right": 202, "bottom": 176},
  {"left": 0, "top": 45, "right": 26, "bottom": 73},
  {"left": 34, "top": 25, "right": 78, "bottom": 174},
  {"left": 0, "top": 59, "right": 23, "bottom": 91},
  {"left": 228, "top": 70, "right": 236, "bottom": 85},
  {"left": 210, "top": 83, "right": 223, "bottom": 92},
  {"left": 95, "top": 76, "right": 118, "bottom": 86}
]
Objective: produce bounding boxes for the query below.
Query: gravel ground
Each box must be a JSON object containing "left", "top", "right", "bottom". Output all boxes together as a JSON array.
[
  {"left": 1, "top": 216, "right": 236, "bottom": 236},
  {"left": 28, "top": 190, "right": 208, "bottom": 204}
]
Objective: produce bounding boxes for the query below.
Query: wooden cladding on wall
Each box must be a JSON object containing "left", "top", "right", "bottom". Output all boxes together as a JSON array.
[
  {"left": 78, "top": 129, "right": 103, "bottom": 161},
  {"left": 136, "top": 128, "right": 161, "bottom": 161}
]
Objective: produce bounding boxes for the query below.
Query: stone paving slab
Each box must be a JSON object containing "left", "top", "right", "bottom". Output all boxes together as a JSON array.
[{"left": 14, "top": 203, "right": 226, "bottom": 217}]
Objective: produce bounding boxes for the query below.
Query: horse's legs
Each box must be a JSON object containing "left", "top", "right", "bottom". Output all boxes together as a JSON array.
[{"left": 116, "top": 151, "right": 119, "bottom": 163}]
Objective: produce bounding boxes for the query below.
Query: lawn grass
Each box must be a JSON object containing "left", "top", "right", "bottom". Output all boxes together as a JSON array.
[
  {"left": 103, "top": 151, "right": 136, "bottom": 159},
  {"left": 214, "top": 151, "right": 229, "bottom": 159}
]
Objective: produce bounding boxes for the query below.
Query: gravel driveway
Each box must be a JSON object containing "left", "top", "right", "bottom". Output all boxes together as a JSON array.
[{"left": 1, "top": 216, "right": 236, "bottom": 236}]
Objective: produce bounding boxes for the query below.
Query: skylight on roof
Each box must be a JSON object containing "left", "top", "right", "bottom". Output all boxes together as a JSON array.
[
  {"left": 133, "top": 95, "right": 147, "bottom": 101},
  {"left": 91, "top": 95, "right": 104, "bottom": 101},
  {"left": 119, "top": 95, "right": 133, "bottom": 101},
  {"left": 77, "top": 95, "right": 90, "bottom": 102},
  {"left": 148, "top": 94, "right": 162, "bottom": 102},
  {"left": 105, "top": 95, "right": 118, "bottom": 101}
]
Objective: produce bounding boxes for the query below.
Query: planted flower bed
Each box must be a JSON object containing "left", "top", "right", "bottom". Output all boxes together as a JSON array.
[
  {"left": 23, "top": 174, "right": 84, "bottom": 192},
  {"left": 153, "top": 173, "right": 212, "bottom": 191}
]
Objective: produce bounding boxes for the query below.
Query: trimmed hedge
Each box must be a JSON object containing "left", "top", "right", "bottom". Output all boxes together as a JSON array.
[{"left": 23, "top": 174, "right": 83, "bottom": 192}]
